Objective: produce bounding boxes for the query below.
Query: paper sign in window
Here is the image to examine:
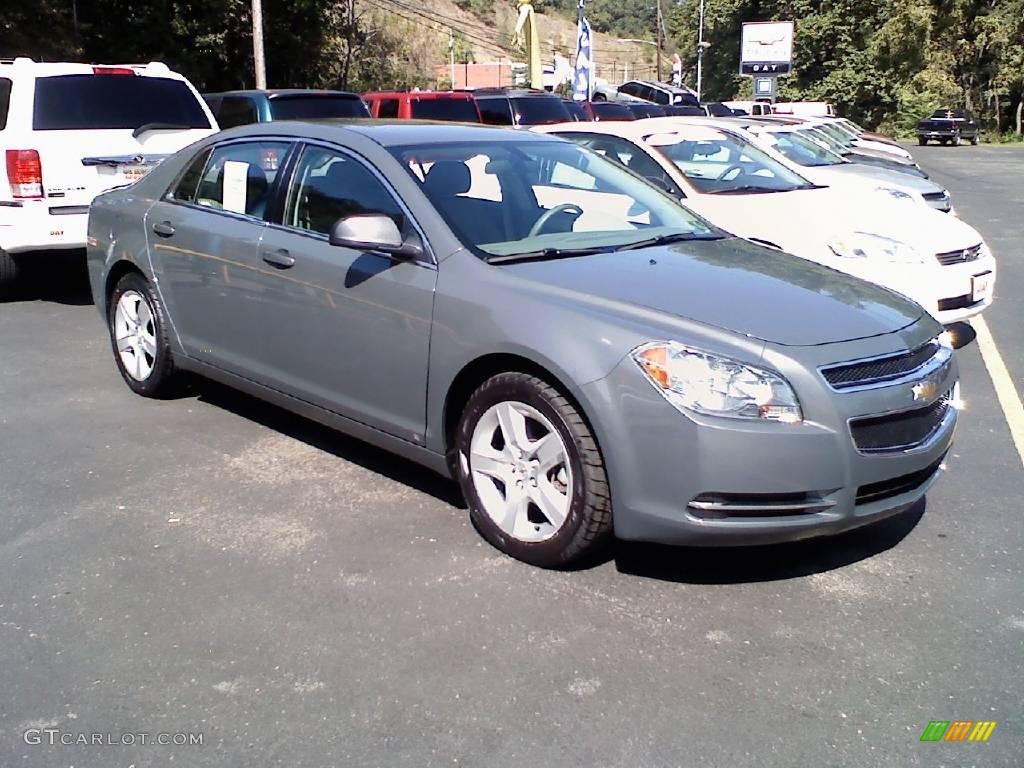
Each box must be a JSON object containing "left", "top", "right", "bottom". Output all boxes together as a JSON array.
[{"left": 222, "top": 160, "right": 250, "bottom": 214}]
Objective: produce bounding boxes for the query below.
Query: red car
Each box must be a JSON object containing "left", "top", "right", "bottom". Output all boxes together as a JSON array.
[{"left": 363, "top": 91, "right": 481, "bottom": 123}]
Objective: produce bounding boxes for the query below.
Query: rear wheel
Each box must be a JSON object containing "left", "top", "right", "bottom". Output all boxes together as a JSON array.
[
  {"left": 0, "top": 249, "right": 20, "bottom": 297},
  {"left": 108, "top": 271, "right": 178, "bottom": 397},
  {"left": 918, "top": 137, "right": 927, "bottom": 146},
  {"left": 454, "top": 372, "right": 612, "bottom": 568}
]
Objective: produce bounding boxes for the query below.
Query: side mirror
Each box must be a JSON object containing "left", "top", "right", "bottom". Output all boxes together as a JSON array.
[{"left": 328, "top": 214, "right": 423, "bottom": 259}]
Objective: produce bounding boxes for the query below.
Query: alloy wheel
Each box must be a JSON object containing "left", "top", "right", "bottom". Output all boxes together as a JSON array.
[
  {"left": 467, "top": 401, "right": 574, "bottom": 542},
  {"left": 113, "top": 290, "right": 158, "bottom": 381}
]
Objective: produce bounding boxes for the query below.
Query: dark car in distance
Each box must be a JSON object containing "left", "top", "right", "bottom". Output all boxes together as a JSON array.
[
  {"left": 472, "top": 88, "right": 572, "bottom": 127},
  {"left": 204, "top": 89, "right": 369, "bottom": 128},
  {"left": 917, "top": 109, "right": 980, "bottom": 146}
]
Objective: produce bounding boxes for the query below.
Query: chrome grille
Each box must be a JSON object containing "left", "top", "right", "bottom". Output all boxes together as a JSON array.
[
  {"left": 936, "top": 244, "right": 981, "bottom": 266},
  {"left": 821, "top": 342, "right": 940, "bottom": 390},
  {"left": 850, "top": 389, "right": 953, "bottom": 454}
]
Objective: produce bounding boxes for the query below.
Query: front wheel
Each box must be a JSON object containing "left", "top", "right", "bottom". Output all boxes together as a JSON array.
[
  {"left": 108, "top": 271, "right": 178, "bottom": 397},
  {"left": 455, "top": 372, "right": 612, "bottom": 568}
]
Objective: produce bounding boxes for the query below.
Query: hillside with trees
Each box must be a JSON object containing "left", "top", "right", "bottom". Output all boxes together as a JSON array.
[{"left": 2, "top": 0, "right": 1022, "bottom": 134}]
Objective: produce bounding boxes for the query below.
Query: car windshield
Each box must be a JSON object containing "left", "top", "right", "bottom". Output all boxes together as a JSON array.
[
  {"left": 801, "top": 127, "right": 849, "bottom": 154},
  {"left": 410, "top": 99, "right": 480, "bottom": 122},
  {"left": 390, "top": 139, "right": 719, "bottom": 259},
  {"left": 510, "top": 97, "right": 571, "bottom": 125},
  {"left": 33, "top": 74, "right": 210, "bottom": 131},
  {"left": 815, "top": 123, "right": 854, "bottom": 146},
  {"left": 270, "top": 95, "right": 369, "bottom": 120},
  {"left": 761, "top": 129, "right": 845, "bottom": 167},
  {"left": 645, "top": 128, "right": 811, "bottom": 194}
]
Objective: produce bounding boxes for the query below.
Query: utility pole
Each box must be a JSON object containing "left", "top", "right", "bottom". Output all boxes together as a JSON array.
[
  {"left": 696, "top": 0, "right": 705, "bottom": 101},
  {"left": 252, "top": 0, "right": 267, "bottom": 89},
  {"left": 449, "top": 28, "right": 456, "bottom": 88},
  {"left": 655, "top": 0, "right": 663, "bottom": 82}
]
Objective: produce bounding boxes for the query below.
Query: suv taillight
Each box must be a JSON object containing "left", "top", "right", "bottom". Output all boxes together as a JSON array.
[{"left": 6, "top": 150, "right": 43, "bottom": 199}]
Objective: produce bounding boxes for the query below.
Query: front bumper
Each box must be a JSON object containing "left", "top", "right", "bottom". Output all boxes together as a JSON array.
[
  {"left": 581, "top": 326, "right": 957, "bottom": 546},
  {"left": 839, "top": 254, "right": 996, "bottom": 325},
  {"left": 0, "top": 199, "right": 88, "bottom": 253}
]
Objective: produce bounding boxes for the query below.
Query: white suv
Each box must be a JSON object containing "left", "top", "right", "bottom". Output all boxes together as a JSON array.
[{"left": 0, "top": 59, "right": 217, "bottom": 288}]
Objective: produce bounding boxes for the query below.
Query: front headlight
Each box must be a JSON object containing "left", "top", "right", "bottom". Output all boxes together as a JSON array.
[
  {"left": 632, "top": 342, "right": 802, "bottom": 423},
  {"left": 829, "top": 232, "right": 924, "bottom": 264}
]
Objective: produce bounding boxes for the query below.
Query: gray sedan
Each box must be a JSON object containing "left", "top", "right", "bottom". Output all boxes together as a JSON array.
[{"left": 86, "top": 122, "right": 959, "bottom": 568}]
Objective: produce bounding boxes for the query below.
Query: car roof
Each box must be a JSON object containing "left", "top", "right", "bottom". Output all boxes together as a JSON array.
[
  {"left": 471, "top": 88, "right": 559, "bottom": 98},
  {"left": 205, "top": 89, "right": 361, "bottom": 99},
  {"left": 533, "top": 117, "right": 736, "bottom": 140},
  {"left": 217, "top": 119, "right": 557, "bottom": 147},
  {"left": 0, "top": 60, "right": 184, "bottom": 79},
  {"left": 363, "top": 90, "right": 474, "bottom": 100}
]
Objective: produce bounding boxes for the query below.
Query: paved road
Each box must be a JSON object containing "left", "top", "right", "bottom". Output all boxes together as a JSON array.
[{"left": 2, "top": 147, "right": 1022, "bottom": 767}]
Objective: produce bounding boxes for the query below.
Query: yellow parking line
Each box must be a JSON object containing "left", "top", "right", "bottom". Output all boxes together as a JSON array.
[{"left": 974, "top": 316, "right": 1024, "bottom": 468}]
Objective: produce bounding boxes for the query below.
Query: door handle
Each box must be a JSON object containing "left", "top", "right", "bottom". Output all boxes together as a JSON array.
[
  {"left": 152, "top": 221, "right": 175, "bottom": 237},
  {"left": 263, "top": 249, "right": 295, "bottom": 268}
]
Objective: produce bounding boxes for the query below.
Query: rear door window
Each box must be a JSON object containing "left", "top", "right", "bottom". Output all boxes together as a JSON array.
[
  {"left": 410, "top": 99, "right": 479, "bottom": 122},
  {"left": 376, "top": 99, "right": 400, "bottom": 118},
  {"left": 0, "top": 78, "right": 12, "bottom": 130},
  {"left": 217, "top": 97, "right": 258, "bottom": 128},
  {"left": 193, "top": 141, "right": 291, "bottom": 219},
  {"left": 477, "top": 99, "right": 513, "bottom": 125},
  {"left": 269, "top": 95, "right": 370, "bottom": 120},
  {"left": 168, "top": 148, "right": 213, "bottom": 203},
  {"left": 32, "top": 74, "right": 211, "bottom": 131},
  {"left": 510, "top": 97, "right": 571, "bottom": 125}
]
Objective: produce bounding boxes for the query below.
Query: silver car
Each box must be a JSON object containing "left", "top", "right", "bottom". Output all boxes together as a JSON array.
[{"left": 86, "top": 122, "right": 959, "bottom": 568}]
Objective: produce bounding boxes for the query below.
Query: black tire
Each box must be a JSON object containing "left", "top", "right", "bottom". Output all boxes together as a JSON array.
[
  {"left": 918, "top": 137, "right": 927, "bottom": 146},
  {"left": 455, "top": 372, "right": 612, "bottom": 568},
  {"left": 107, "top": 271, "right": 178, "bottom": 398},
  {"left": 0, "top": 249, "right": 20, "bottom": 297}
]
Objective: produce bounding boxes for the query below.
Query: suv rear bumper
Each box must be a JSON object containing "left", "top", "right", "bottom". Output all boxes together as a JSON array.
[{"left": 0, "top": 200, "right": 88, "bottom": 253}]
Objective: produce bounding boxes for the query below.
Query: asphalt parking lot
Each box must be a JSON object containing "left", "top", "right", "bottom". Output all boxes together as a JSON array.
[{"left": 2, "top": 144, "right": 1022, "bottom": 767}]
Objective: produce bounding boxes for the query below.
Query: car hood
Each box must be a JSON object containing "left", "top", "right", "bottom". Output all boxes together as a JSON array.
[
  {"left": 500, "top": 237, "right": 923, "bottom": 347},
  {"left": 688, "top": 187, "right": 980, "bottom": 260}
]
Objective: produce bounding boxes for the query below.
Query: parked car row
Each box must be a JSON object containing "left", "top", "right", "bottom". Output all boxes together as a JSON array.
[{"left": 2, "top": 60, "right": 993, "bottom": 570}]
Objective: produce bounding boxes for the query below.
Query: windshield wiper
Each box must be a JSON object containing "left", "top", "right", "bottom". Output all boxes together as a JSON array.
[
  {"left": 132, "top": 122, "right": 194, "bottom": 138},
  {"left": 613, "top": 232, "right": 723, "bottom": 251},
  {"left": 707, "top": 185, "right": 787, "bottom": 195},
  {"left": 485, "top": 246, "right": 611, "bottom": 264}
]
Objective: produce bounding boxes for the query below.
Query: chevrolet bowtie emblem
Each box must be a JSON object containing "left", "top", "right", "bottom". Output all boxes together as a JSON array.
[{"left": 912, "top": 380, "right": 937, "bottom": 402}]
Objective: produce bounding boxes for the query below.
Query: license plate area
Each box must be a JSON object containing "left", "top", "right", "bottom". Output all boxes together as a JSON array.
[{"left": 971, "top": 271, "right": 993, "bottom": 303}]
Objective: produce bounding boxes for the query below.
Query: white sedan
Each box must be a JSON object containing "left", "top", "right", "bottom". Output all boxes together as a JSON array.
[{"left": 532, "top": 118, "right": 996, "bottom": 324}]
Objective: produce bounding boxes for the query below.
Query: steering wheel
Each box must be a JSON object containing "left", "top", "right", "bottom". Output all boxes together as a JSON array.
[
  {"left": 718, "top": 164, "right": 745, "bottom": 181},
  {"left": 528, "top": 204, "right": 584, "bottom": 238}
]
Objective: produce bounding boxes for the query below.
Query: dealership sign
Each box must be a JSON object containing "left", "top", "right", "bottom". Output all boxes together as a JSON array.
[{"left": 740, "top": 21, "right": 794, "bottom": 75}]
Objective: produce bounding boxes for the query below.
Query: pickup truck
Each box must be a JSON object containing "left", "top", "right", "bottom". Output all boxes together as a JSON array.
[{"left": 917, "top": 109, "right": 980, "bottom": 146}]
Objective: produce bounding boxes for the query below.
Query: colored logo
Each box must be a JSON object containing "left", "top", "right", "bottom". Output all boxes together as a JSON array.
[{"left": 920, "top": 720, "right": 997, "bottom": 742}]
